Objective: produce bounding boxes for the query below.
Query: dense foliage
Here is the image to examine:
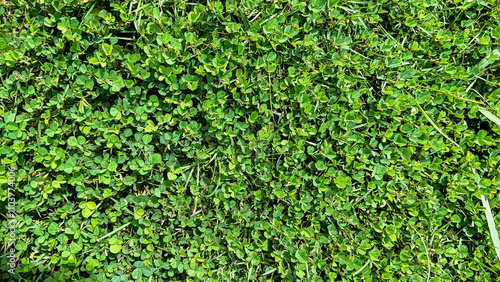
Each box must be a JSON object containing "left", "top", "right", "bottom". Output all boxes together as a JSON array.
[{"left": 1, "top": 0, "right": 500, "bottom": 281}]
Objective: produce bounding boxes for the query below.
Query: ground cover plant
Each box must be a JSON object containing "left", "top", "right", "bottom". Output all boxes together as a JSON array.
[{"left": 1, "top": 0, "right": 500, "bottom": 281}]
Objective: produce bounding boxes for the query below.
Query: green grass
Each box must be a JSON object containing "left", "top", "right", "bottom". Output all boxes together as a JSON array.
[{"left": 1, "top": 0, "right": 500, "bottom": 281}]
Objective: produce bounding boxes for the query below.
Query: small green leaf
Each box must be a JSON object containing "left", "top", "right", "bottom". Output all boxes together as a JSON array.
[
  {"left": 375, "top": 164, "right": 387, "bottom": 176},
  {"left": 110, "top": 107, "right": 119, "bottom": 117},
  {"left": 78, "top": 136, "right": 86, "bottom": 144},
  {"left": 132, "top": 268, "right": 143, "bottom": 279},
  {"left": 68, "top": 136, "right": 78, "bottom": 147},
  {"left": 82, "top": 208, "right": 92, "bottom": 218},
  {"left": 124, "top": 176, "right": 136, "bottom": 186},
  {"left": 87, "top": 201, "right": 97, "bottom": 210},
  {"left": 110, "top": 244, "right": 122, "bottom": 254},
  {"left": 295, "top": 249, "right": 307, "bottom": 263},
  {"left": 103, "top": 189, "right": 112, "bottom": 198},
  {"left": 167, "top": 172, "right": 177, "bottom": 180},
  {"left": 102, "top": 43, "right": 113, "bottom": 55},
  {"left": 108, "top": 161, "right": 118, "bottom": 171},
  {"left": 134, "top": 208, "right": 145, "bottom": 220},
  {"left": 142, "top": 134, "right": 153, "bottom": 144},
  {"left": 267, "top": 51, "right": 277, "bottom": 62},
  {"left": 150, "top": 153, "right": 162, "bottom": 164},
  {"left": 4, "top": 112, "right": 15, "bottom": 123},
  {"left": 315, "top": 160, "right": 327, "bottom": 171},
  {"left": 70, "top": 242, "right": 82, "bottom": 254}
]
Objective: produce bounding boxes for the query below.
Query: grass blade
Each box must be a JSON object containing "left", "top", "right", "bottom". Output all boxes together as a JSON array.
[
  {"left": 473, "top": 168, "right": 500, "bottom": 262},
  {"left": 480, "top": 194, "right": 500, "bottom": 262},
  {"left": 97, "top": 222, "right": 131, "bottom": 242},
  {"left": 478, "top": 106, "right": 500, "bottom": 128},
  {"left": 477, "top": 105, "right": 500, "bottom": 262},
  {"left": 352, "top": 260, "right": 371, "bottom": 277},
  {"left": 406, "top": 91, "right": 460, "bottom": 148}
]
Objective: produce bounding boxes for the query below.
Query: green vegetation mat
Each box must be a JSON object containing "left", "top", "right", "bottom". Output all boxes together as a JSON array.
[{"left": 1, "top": 0, "right": 500, "bottom": 281}]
